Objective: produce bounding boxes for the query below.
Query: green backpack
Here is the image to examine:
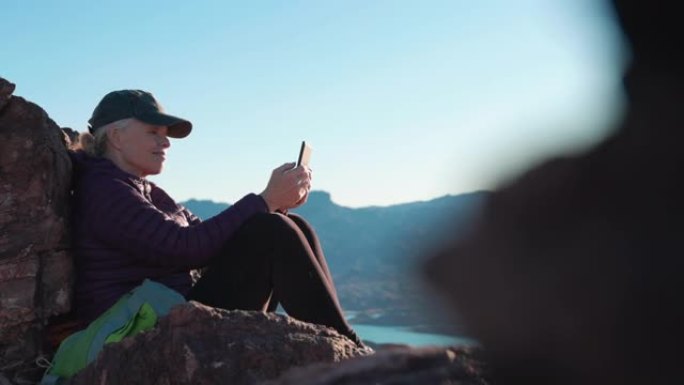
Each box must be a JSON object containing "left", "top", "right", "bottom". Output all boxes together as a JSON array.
[{"left": 41, "top": 279, "right": 186, "bottom": 384}]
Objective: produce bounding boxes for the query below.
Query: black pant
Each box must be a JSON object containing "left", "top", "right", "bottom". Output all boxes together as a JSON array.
[{"left": 188, "top": 212, "right": 356, "bottom": 342}]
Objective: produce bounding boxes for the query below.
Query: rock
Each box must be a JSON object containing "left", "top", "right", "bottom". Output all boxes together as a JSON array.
[
  {"left": 0, "top": 373, "right": 14, "bottom": 385},
  {"left": 0, "top": 76, "right": 73, "bottom": 383},
  {"left": 0, "top": 78, "right": 15, "bottom": 112},
  {"left": 262, "top": 346, "right": 487, "bottom": 385},
  {"left": 70, "top": 301, "right": 372, "bottom": 385},
  {"left": 423, "top": 1, "right": 684, "bottom": 384}
]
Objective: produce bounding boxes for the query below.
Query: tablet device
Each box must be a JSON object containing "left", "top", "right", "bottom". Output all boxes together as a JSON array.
[{"left": 297, "top": 141, "right": 312, "bottom": 167}]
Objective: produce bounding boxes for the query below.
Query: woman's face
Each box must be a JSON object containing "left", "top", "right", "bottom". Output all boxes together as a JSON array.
[{"left": 111, "top": 119, "right": 170, "bottom": 177}]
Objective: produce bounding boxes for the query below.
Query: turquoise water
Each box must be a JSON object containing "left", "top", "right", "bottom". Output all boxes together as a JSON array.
[{"left": 351, "top": 323, "right": 478, "bottom": 347}]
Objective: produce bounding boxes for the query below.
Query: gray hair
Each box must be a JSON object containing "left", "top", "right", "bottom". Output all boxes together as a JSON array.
[{"left": 78, "top": 118, "right": 135, "bottom": 157}]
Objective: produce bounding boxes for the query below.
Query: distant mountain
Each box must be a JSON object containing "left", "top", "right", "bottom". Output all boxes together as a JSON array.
[
  {"left": 181, "top": 191, "right": 488, "bottom": 327},
  {"left": 182, "top": 199, "right": 230, "bottom": 220}
]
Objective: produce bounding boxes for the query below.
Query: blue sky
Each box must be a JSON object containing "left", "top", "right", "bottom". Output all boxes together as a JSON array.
[{"left": 2, "top": 0, "right": 627, "bottom": 207}]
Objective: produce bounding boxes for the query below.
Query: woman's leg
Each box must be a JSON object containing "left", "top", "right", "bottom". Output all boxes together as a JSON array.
[
  {"left": 285, "top": 213, "right": 338, "bottom": 299},
  {"left": 188, "top": 212, "right": 276, "bottom": 312},
  {"left": 266, "top": 213, "right": 339, "bottom": 311},
  {"left": 188, "top": 212, "right": 359, "bottom": 343}
]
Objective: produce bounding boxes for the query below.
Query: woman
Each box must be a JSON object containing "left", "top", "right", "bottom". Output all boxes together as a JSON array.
[{"left": 70, "top": 89, "right": 365, "bottom": 348}]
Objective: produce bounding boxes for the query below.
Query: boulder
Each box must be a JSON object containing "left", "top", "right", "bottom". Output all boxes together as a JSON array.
[
  {"left": 0, "top": 77, "right": 73, "bottom": 383},
  {"left": 262, "top": 346, "right": 487, "bottom": 385},
  {"left": 70, "top": 301, "right": 372, "bottom": 385}
]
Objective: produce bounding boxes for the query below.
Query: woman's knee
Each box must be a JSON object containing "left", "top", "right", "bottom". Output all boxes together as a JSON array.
[
  {"left": 285, "top": 213, "right": 314, "bottom": 232},
  {"left": 245, "top": 212, "right": 300, "bottom": 240}
]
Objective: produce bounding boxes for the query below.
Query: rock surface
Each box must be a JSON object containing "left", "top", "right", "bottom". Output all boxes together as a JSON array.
[
  {"left": 70, "top": 301, "right": 372, "bottom": 385},
  {"left": 262, "top": 346, "right": 487, "bottom": 385},
  {"left": 0, "top": 77, "right": 73, "bottom": 383}
]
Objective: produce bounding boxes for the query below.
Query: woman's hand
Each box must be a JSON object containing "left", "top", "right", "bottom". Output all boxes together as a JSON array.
[{"left": 260, "top": 163, "right": 312, "bottom": 212}]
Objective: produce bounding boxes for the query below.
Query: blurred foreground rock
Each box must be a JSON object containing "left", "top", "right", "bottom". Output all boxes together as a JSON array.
[
  {"left": 262, "top": 345, "right": 487, "bottom": 385},
  {"left": 424, "top": 1, "right": 684, "bottom": 384},
  {"left": 70, "top": 301, "right": 372, "bottom": 385},
  {"left": 0, "top": 77, "right": 73, "bottom": 383}
]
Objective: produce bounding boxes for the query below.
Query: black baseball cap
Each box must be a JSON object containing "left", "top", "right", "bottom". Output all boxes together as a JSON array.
[{"left": 88, "top": 90, "right": 192, "bottom": 138}]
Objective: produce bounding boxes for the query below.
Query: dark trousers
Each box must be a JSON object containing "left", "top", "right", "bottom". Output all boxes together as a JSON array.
[{"left": 188, "top": 212, "right": 356, "bottom": 342}]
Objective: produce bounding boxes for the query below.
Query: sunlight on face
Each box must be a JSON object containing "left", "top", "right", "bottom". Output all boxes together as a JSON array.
[{"left": 115, "top": 119, "right": 170, "bottom": 177}]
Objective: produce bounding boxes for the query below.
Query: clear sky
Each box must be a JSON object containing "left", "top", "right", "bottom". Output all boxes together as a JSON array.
[{"left": 2, "top": 0, "right": 627, "bottom": 207}]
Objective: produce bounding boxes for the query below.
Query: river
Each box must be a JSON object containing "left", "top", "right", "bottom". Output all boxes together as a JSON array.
[{"left": 350, "top": 323, "right": 478, "bottom": 347}]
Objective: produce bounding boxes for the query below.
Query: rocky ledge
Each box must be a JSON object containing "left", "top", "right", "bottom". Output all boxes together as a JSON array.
[
  {"left": 67, "top": 301, "right": 486, "bottom": 385},
  {"left": 69, "top": 301, "right": 368, "bottom": 385}
]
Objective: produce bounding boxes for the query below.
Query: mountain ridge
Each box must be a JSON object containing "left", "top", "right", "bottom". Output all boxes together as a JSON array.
[
  {"left": 183, "top": 190, "right": 488, "bottom": 219},
  {"left": 182, "top": 190, "right": 486, "bottom": 212}
]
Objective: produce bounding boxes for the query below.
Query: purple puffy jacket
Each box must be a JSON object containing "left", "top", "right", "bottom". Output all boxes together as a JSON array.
[{"left": 69, "top": 151, "right": 268, "bottom": 324}]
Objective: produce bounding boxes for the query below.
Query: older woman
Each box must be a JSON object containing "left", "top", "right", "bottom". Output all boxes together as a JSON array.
[{"left": 70, "top": 89, "right": 364, "bottom": 347}]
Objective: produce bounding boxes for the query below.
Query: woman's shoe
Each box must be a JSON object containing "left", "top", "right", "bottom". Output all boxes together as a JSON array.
[{"left": 347, "top": 329, "right": 375, "bottom": 354}]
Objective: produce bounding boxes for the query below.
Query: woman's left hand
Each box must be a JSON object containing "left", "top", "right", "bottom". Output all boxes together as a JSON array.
[
  {"left": 287, "top": 166, "right": 312, "bottom": 210},
  {"left": 290, "top": 190, "right": 309, "bottom": 209}
]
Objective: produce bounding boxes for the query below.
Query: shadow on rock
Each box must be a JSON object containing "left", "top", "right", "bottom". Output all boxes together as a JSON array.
[{"left": 261, "top": 346, "right": 487, "bottom": 385}]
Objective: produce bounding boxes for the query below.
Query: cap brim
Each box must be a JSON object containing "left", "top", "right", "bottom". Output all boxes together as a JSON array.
[{"left": 136, "top": 111, "right": 193, "bottom": 138}]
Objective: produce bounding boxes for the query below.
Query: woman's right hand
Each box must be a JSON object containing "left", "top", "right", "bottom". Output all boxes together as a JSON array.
[{"left": 259, "top": 162, "right": 311, "bottom": 212}]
